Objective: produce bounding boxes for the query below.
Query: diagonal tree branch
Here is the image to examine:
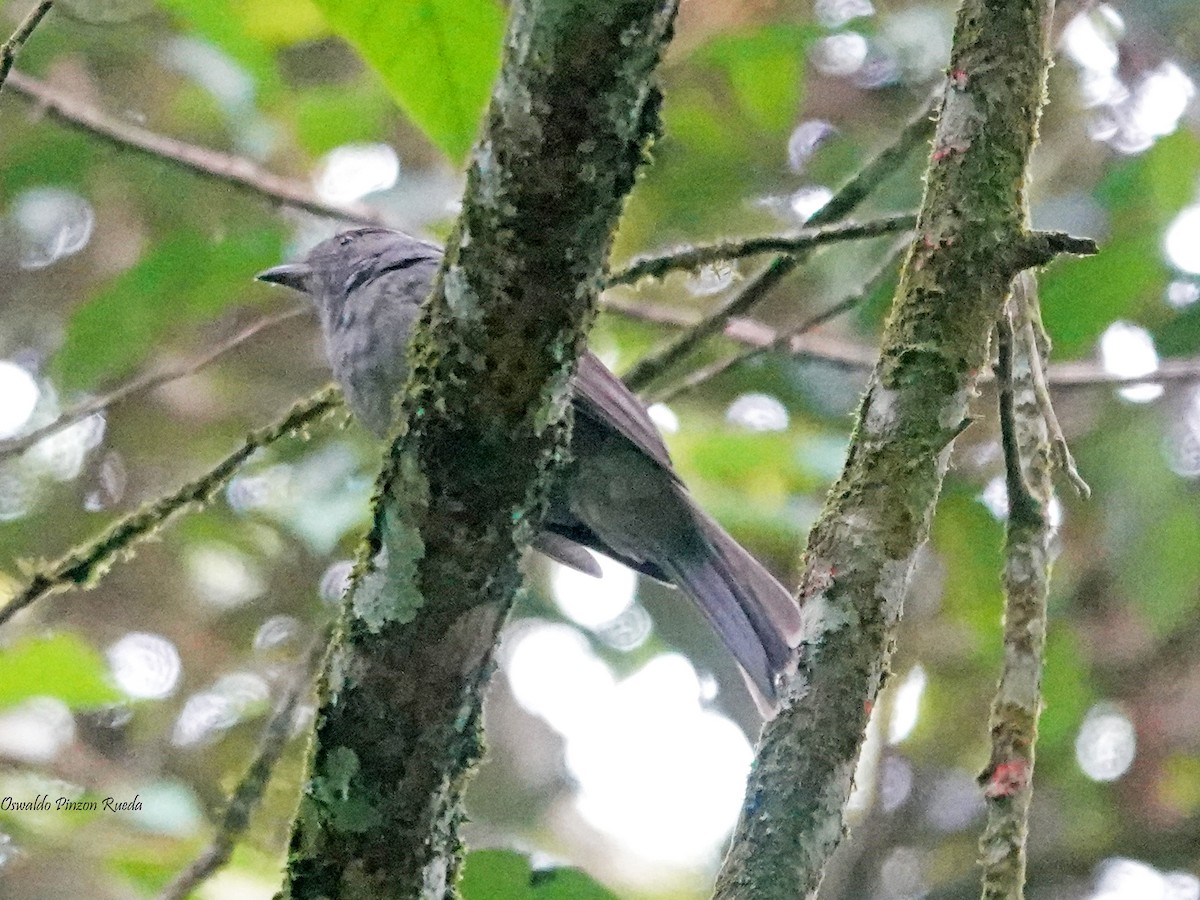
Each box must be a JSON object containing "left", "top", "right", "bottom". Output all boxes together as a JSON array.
[
  {"left": 620, "top": 95, "right": 938, "bottom": 393},
  {"left": 3, "top": 70, "right": 387, "bottom": 225},
  {"left": 5, "top": 70, "right": 905, "bottom": 293},
  {"left": 158, "top": 629, "right": 328, "bottom": 900},
  {"left": 607, "top": 298, "right": 1200, "bottom": 390},
  {"left": 605, "top": 214, "right": 915, "bottom": 287},
  {"left": 715, "top": 1, "right": 1078, "bottom": 896},
  {"left": 647, "top": 236, "right": 910, "bottom": 404},
  {"left": 0, "top": 305, "right": 309, "bottom": 460},
  {"left": 0, "top": 389, "right": 340, "bottom": 629},
  {"left": 0, "top": 2, "right": 51, "bottom": 94}
]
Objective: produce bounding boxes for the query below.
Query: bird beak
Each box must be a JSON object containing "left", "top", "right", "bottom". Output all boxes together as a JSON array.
[{"left": 255, "top": 263, "right": 312, "bottom": 293}]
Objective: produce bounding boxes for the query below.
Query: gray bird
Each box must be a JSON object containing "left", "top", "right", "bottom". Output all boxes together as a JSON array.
[{"left": 258, "top": 227, "right": 801, "bottom": 701}]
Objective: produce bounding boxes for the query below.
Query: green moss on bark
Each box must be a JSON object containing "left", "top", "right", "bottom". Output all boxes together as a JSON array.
[
  {"left": 715, "top": 1, "right": 1057, "bottom": 897},
  {"left": 280, "top": 3, "right": 679, "bottom": 898}
]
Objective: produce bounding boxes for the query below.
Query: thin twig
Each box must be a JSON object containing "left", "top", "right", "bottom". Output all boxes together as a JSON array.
[
  {"left": 0, "top": 305, "right": 310, "bottom": 460},
  {"left": 158, "top": 629, "right": 330, "bottom": 900},
  {"left": 620, "top": 94, "right": 938, "bottom": 393},
  {"left": 1048, "top": 356, "right": 1200, "bottom": 386},
  {"left": 605, "top": 214, "right": 915, "bottom": 288},
  {"left": 603, "top": 294, "right": 879, "bottom": 367},
  {"left": 1011, "top": 273, "right": 1091, "bottom": 497},
  {"left": 602, "top": 296, "right": 1200, "bottom": 390},
  {"left": 3, "top": 71, "right": 386, "bottom": 226},
  {"left": 995, "top": 311, "right": 1038, "bottom": 518},
  {"left": 0, "top": 2, "right": 51, "bottom": 94},
  {"left": 0, "top": 388, "right": 341, "bottom": 629},
  {"left": 647, "top": 236, "right": 909, "bottom": 404},
  {"left": 5, "top": 70, "right": 1148, "bottom": 396},
  {"left": 978, "top": 292, "right": 1055, "bottom": 900}
]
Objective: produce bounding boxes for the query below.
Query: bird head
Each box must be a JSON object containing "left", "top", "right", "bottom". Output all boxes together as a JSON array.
[{"left": 255, "top": 227, "right": 442, "bottom": 305}]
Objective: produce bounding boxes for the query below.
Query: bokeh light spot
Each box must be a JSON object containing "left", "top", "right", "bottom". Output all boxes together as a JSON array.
[
  {"left": 727, "top": 393, "right": 789, "bottom": 432},
  {"left": 1076, "top": 703, "right": 1137, "bottom": 782},
  {"left": 0, "top": 362, "right": 39, "bottom": 440},
  {"left": 1099, "top": 321, "right": 1163, "bottom": 403},
  {"left": 10, "top": 187, "right": 95, "bottom": 269},
  {"left": 552, "top": 552, "right": 637, "bottom": 630},
  {"left": 108, "top": 632, "right": 182, "bottom": 700},
  {"left": 315, "top": 143, "right": 401, "bottom": 205}
]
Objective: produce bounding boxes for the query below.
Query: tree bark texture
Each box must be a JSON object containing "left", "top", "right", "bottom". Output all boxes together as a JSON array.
[
  {"left": 281, "top": 2, "right": 679, "bottom": 898},
  {"left": 715, "top": 1, "right": 1058, "bottom": 897}
]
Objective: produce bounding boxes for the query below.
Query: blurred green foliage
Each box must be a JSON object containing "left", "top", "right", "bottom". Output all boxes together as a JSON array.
[
  {"left": 0, "top": 634, "right": 121, "bottom": 709},
  {"left": 1042, "top": 129, "right": 1200, "bottom": 355},
  {"left": 461, "top": 850, "right": 619, "bottom": 900},
  {"left": 55, "top": 226, "right": 285, "bottom": 389}
]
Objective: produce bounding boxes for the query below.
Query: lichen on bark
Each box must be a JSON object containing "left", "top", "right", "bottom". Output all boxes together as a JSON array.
[
  {"left": 280, "top": 2, "right": 680, "bottom": 898},
  {"left": 715, "top": 1, "right": 1060, "bottom": 898}
]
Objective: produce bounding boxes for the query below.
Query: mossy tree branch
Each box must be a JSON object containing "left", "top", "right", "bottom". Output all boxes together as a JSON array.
[
  {"left": 0, "top": 1, "right": 52, "bottom": 95},
  {"left": 977, "top": 280, "right": 1054, "bottom": 900},
  {"left": 605, "top": 214, "right": 915, "bottom": 287},
  {"left": 0, "top": 388, "right": 341, "bottom": 629},
  {"left": 620, "top": 98, "right": 938, "bottom": 393},
  {"left": 714, "top": 1, "right": 1074, "bottom": 897},
  {"left": 280, "top": 2, "right": 679, "bottom": 898}
]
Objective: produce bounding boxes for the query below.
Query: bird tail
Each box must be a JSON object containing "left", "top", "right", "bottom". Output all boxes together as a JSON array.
[{"left": 658, "top": 509, "right": 802, "bottom": 704}]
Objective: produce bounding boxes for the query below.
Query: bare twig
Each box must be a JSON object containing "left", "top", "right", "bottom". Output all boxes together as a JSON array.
[
  {"left": 0, "top": 388, "right": 341, "bottom": 629},
  {"left": 1048, "top": 356, "right": 1200, "bottom": 387},
  {"left": 602, "top": 296, "right": 1200, "bottom": 390},
  {"left": 158, "top": 629, "right": 329, "bottom": 900},
  {"left": 605, "top": 215, "right": 915, "bottom": 288},
  {"left": 5, "top": 68, "right": 1147, "bottom": 399},
  {"left": 1011, "top": 274, "right": 1091, "bottom": 497},
  {"left": 1009, "top": 230, "right": 1099, "bottom": 270},
  {"left": 0, "top": 305, "right": 310, "bottom": 460},
  {"left": 3, "top": 71, "right": 386, "bottom": 226},
  {"left": 647, "top": 236, "right": 908, "bottom": 404},
  {"left": 620, "top": 95, "right": 938, "bottom": 393},
  {"left": 603, "top": 294, "right": 880, "bottom": 368},
  {"left": 978, "top": 294, "right": 1055, "bottom": 900},
  {"left": 0, "top": 2, "right": 51, "bottom": 95}
]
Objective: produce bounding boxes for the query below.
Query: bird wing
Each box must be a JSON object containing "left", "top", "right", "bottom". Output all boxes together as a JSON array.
[{"left": 571, "top": 352, "right": 677, "bottom": 476}]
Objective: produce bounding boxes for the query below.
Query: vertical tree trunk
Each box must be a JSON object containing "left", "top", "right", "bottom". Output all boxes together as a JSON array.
[
  {"left": 716, "top": 1, "right": 1063, "bottom": 897},
  {"left": 281, "top": 3, "right": 680, "bottom": 898}
]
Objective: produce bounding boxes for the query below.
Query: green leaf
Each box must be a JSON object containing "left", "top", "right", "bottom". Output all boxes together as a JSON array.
[
  {"left": 54, "top": 227, "right": 284, "bottom": 391},
  {"left": 460, "top": 850, "right": 618, "bottom": 900},
  {"left": 309, "top": 0, "right": 506, "bottom": 163},
  {"left": 228, "top": 0, "right": 329, "bottom": 46},
  {"left": 0, "top": 633, "right": 122, "bottom": 710}
]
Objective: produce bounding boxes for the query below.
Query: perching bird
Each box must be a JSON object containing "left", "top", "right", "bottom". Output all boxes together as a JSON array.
[{"left": 257, "top": 227, "right": 801, "bottom": 701}]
